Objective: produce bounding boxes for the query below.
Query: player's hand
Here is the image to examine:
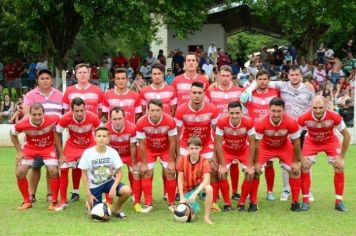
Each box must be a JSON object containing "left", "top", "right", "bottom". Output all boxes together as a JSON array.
[
  {"left": 240, "top": 90, "right": 253, "bottom": 103},
  {"left": 332, "top": 156, "right": 344, "bottom": 169},
  {"left": 108, "top": 187, "right": 117, "bottom": 199},
  {"left": 245, "top": 166, "right": 255, "bottom": 180},
  {"left": 208, "top": 82, "right": 218, "bottom": 91},
  {"left": 140, "top": 163, "right": 148, "bottom": 176},
  {"left": 254, "top": 163, "right": 262, "bottom": 174},
  {"left": 87, "top": 193, "right": 98, "bottom": 208},
  {"left": 167, "top": 161, "right": 176, "bottom": 176},
  {"left": 301, "top": 158, "right": 312, "bottom": 169},
  {"left": 16, "top": 152, "right": 24, "bottom": 166},
  {"left": 290, "top": 162, "right": 301, "bottom": 176},
  {"left": 180, "top": 196, "right": 187, "bottom": 204},
  {"left": 58, "top": 155, "right": 66, "bottom": 167},
  {"left": 218, "top": 165, "right": 228, "bottom": 180},
  {"left": 132, "top": 163, "right": 141, "bottom": 175}
]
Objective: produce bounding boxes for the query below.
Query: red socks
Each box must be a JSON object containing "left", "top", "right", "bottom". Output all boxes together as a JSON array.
[
  {"left": 72, "top": 168, "right": 82, "bottom": 190},
  {"left": 17, "top": 178, "right": 31, "bottom": 203},
  {"left": 230, "top": 163, "right": 239, "bottom": 193},
  {"left": 128, "top": 172, "right": 133, "bottom": 190},
  {"left": 250, "top": 178, "right": 260, "bottom": 204},
  {"left": 239, "top": 179, "right": 252, "bottom": 205},
  {"left": 265, "top": 164, "right": 275, "bottom": 192},
  {"left": 334, "top": 172, "right": 344, "bottom": 204},
  {"left": 211, "top": 182, "right": 219, "bottom": 203},
  {"left": 141, "top": 178, "right": 153, "bottom": 205},
  {"left": 50, "top": 177, "right": 60, "bottom": 203},
  {"left": 59, "top": 168, "right": 69, "bottom": 204},
  {"left": 166, "top": 179, "right": 177, "bottom": 205},
  {"left": 301, "top": 172, "right": 310, "bottom": 203},
  {"left": 219, "top": 179, "right": 231, "bottom": 206},
  {"left": 289, "top": 177, "right": 301, "bottom": 204}
]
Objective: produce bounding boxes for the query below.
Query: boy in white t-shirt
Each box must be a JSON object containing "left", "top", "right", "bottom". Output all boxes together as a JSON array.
[{"left": 78, "top": 127, "right": 132, "bottom": 219}]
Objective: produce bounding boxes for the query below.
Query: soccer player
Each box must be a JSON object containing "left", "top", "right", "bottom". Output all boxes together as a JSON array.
[
  {"left": 106, "top": 106, "right": 137, "bottom": 204},
  {"left": 136, "top": 99, "right": 177, "bottom": 213},
  {"left": 177, "top": 136, "right": 214, "bottom": 225},
  {"left": 63, "top": 63, "right": 103, "bottom": 115},
  {"left": 254, "top": 97, "right": 302, "bottom": 211},
  {"left": 215, "top": 101, "right": 256, "bottom": 211},
  {"left": 103, "top": 68, "right": 142, "bottom": 123},
  {"left": 55, "top": 98, "right": 100, "bottom": 210},
  {"left": 10, "top": 103, "right": 61, "bottom": 210},
  {"left": 298, "top": 96, "right": 350, "bottom": 211},
  {"left": 206, "top": 65, "right": 244, "bottom": 201},
  {"left": 174, "top": 81, "right": 221, "bottom": 212},
  {"left": 23, "top": 69, "right": 63, "bottom": 203},
  {"left": 140, "top": 63, "right": 177, "bottom": 116},
  {"left": 79, "top": 127, "right": 132, "bottom": 219},
  {"left": 172, "top": 53, "right": 209, "bottom": 106}
]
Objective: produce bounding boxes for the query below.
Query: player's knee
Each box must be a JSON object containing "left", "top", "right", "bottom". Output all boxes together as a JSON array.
[
  {"left": 266, "top": 161, "right": 273, "bottom": 167},
  {"left": 47, "top": 168, "right": 59, "bottom": 178},
  {"left": 120, "top": 186, "right": 132, "bottom": 196},
  {"left": 16, "top": 169, "right": 27, "bottom": 179},
  {"left": 334, "top": 167, "right": 344, "bottom": 173},
  {"left": 205, "top": 184, "right": 213, "bottom": 194}
]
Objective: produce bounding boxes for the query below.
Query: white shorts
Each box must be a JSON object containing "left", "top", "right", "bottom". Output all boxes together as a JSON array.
[
  {"left": 60, "top": 161, "right": 79, "bottom": 169},
  {"left": 22, "top": 158, "right": 58, "bottom": 166}
]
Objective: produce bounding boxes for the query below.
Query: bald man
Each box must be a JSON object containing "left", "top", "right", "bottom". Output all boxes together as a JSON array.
[{"left": 297, "top": 95, "right": 350, "bottom": 212}]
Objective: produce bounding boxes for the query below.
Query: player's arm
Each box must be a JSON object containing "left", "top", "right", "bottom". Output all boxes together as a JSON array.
[
  {"left": 188, "top": 173, "right": 210, "bottom": 203},
  {"left": 167, "top": 134, "right": 177, "bottom": 173},
  {"left": 138, "top": 138, "right": 148, "bottom": 174},
  {"left": 214, "top": 134, "right": 225, "bottom": 166},
  {"left": 135, "top": 112, "right": 142, "bottom": 123},
  {"left": 130, "top": 141, "right": 137, "bottom": 166},
  {"left": 54, "top": 131, "right": 65, "bottom": 165},
  {"left": 177, "top": 171, "right": 185, "bottom": 202},
  {"left": 81, "top": 170, "right": 97, "bottom": 207},
  {"left": 291, "top": 137, "right": 302, "bottom": 162},
  {"left": 254, "top": 139, "right": 262, "bottom": 172},
  {"left": 245, "top": 134, "right": 256, "bottom": 179},
  {"left": 170, "top": 104, "right": 177, "bottom": 117},
  {"left": 10, "top": 129, "right": 23, "bottom": 164},
  {"left": 340, "top": 128, "right": 351, "bottom": 158},
  {"left": 109, "top": 167, "right": 123, "bottom": 198}
]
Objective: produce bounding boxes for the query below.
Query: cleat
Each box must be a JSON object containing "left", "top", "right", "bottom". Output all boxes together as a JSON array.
[
  {"left": 134, "top": 203, "right": 142, "bottom": 213},
  {"left": 55, "top": 203, "right": 68, "bottom": 212},
  {"left": 280, "top": 190, "right": 290, "bottom": 201},
  {"left": 290, "top": 202, "right": 301, "bottom": 212},
  {"left": 335, "top": 202, "right": 347, "bottom": 212},
  {"left": 211, "top": 203, "right": 221, "bottom": 213},
  {"left": 267, "top": 192, "right": 276, "bottom": 201},
  {"left": 17, "top": 202, "right": 32, "bottom": 210},
  {"left": 47, "top": 194, "right": 52, "bottom": 202},
  {"left": 223, "top": 204, "right": 232, "bottom": 212},
  {"left": 70, "top": 193, "right": 80, "bottom": 203},
  {"left": 248, "top": 203, "right": 258, "bottom": 212},
  {"left": 175, "top": 193, "right": 180, "bottom": 201},
  {"left": 30, "top": 194, "right": 37, "bottom": 203},
  {"left": 141, "top": 204, "right": 153, "bottom": 213},
  {"left": 237, "top": 204, "right": 245, "bottom": 211},
  {"left": 300, "top": 202, "right": 310, "bottom": 211},
  {"left": 113, "top": 211, "right": 127, "bottom": 219},
  {"left": 309, "top": 192, "right": 315, "bottom": 202},
  {"left": 168, "top": 204, "right": 176, "bottom": 213},
  {"left": 232, "top": 193, "right": 241, "bottom": 201},
  {"left": 48, "top": 202, "right": 57, "bottom": 211}
]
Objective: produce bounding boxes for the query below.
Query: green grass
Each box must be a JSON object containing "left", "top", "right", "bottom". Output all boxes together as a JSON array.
[{"left": 1, "top": 146, "right": 356, "bottom": 236}]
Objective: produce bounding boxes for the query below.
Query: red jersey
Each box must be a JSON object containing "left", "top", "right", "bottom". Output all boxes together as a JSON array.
[
  {"left": 175, "top": 102, "right": 219, "bottom": 146},
  {"left": 4, "top": 64, "right": 15, "bottom": 81},
  {"left": 56, "top": 111, "right": 100, "bottom": 158},
  {"left": 106, "top": 121, "right": 136, "bottom": 158},
  {"left": 216, "top": 115, "right": 255, "bottom": 153},
  {"left": 11, "top": 115, "right": 59, "bottom": 156},
  {"left": 297, "top": 109, "right": 346, "bottom": 144},
  {"left": 246, "top": 89, "right": 279, "bottom": 121},
  {"left": 136, "top": 113, "right": 177, "bottom": 153},
  {"left": 255, "top": 113, "right": 300, "bottom": 149},
  {"left": 172, "top": 73, "right": 209, "bottom": 105},
  {"left": 140, "top": 84, "right": 177, "bottom": 114},
  {"left": 63, "top": 84, "right": 103, "bottom": 114},
  {"left": 176, "top": 155, "right": 211, "bottom": 192},
  {"left": 206, "top": 83, "right": 244, "bottom": 117},
  {"left": 103, "top": 88, "right": 142, "bottom": 123}
]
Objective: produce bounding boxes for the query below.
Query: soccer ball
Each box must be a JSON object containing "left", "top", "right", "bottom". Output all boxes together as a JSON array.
[
  {"left": 173, "top": 203, "right": 194, "bottom": 223},
  {"left": 90, "top": 203, "right": 112, "bottom": 222}
]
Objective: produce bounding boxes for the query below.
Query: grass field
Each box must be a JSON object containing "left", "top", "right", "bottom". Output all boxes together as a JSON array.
[{"left": 1, "top": 146, "right": 356, "bottom": 236}]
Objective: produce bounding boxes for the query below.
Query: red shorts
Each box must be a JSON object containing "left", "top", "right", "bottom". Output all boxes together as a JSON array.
[
  {"left": 120, "top": 155, "right": 133, "bottom": 167},
  {"left": 63, "top": 143, "right": 89, "bottom": 162},
  {"left": 258, "top": 143, "right": 293, "bottom": 170},
  {"left": 302, "top": 139, "right": 341, "bottom": 162},
  {"left": 146, "top": 149, "right": 170, "bottom": 163},
  {"left": 224, "top": 147, "right": 249, "bottom": 169},
  {"left": 180, "top": 141, "right": 214, "bottom": 159},
  {"left": 22, "top": 152, "right": 58, "bottom": 166}
]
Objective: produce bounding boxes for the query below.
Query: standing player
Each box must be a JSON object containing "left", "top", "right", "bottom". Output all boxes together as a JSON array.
[
  {"left": 10, "top": 103, "right": 61, "bottom": 210},
  {"left": 103, "top": 68, "right": 142, "bottom": 123},
  {"left": 174, "top": 82, "right": 221, "bottom": 212},
  {"left": 172, "top": 53, "right": 209, "bottom": 106},
  {"left": 177, "top": 136, "right": 214, "bottom": 225},
  {"left": 136, "top": 99, "right": 177, "bottom": 213},
  {"left": 106, "top": 106, "right": 137, "bottom": 207},
  {"left": 254, "top": 97, "right": 302, "bottom": 211},
  {"left": 298, "top": 96, "right": 350, "bottom": 211},
  {"left": 55, "top": 98, "right": 100, "bottom": 210},
  {"left": 206, "top": 65, "right": 244, "bottom": 201},
  {"left": 79, "top": 127, "right": 132, "bottom": 219},
  {"left": 215, "top": 101, "right": 256, "bottom": 211},
  {"left": 140, "top": 63, "right": 177, "bottom": 116},
  {"left": 23, "top": 69, "right": 63, "bottom": 203}
]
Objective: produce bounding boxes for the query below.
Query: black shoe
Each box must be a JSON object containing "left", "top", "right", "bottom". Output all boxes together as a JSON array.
[
  {"left": 30, "top": 194, "right": 37, "bottom": 203},
  {"left": 291, "top": 202, "right": 301, "bottom": 212},
  {"left": 113, "top": 211, "right": 127, "bottom": 220},
  {"left": 70, "top": 193, "right": 80, "bottom": 203},
  {"left": 237, "top": 204, "right": 245, "bottom": 211},
  {"left": 175, "top": 193, "right": 180, "bottom": 201},
  {"left": 232, "top": 193, "right": 241, "bottom": 200},
  {"left": 223, "top": 204, "right": 232, "bottom": 212},
  {"left": 248, "top": 203, "right": 258, "bottom": 212}
]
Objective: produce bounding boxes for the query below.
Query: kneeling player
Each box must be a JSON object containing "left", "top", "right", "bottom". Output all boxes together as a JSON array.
[
  {"left": 177, "top": 136, "right": 214, "bottom": 225},
  {"left": 298, "top": 96, "right": 350, "bottom": 211},
  {"left": 215, "top": 101, "right": 256, "bottom": 211},
  {"left": 254, "top": 97, "right": 302, "bottom": 211},
  {"left": 136, "top": 99, "right": 177, "bottom": 213},
  {"left": 79, "top": 127, "right": 132, "bottom": 219}
]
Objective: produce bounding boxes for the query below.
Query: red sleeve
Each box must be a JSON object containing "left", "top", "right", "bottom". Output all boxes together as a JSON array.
[
  {"left": 174, "top": 105, "right": 184, "bottom": 120},
  {"left": 59, "top": 114, "right": 69, "bottom": 128},
  {"left": 102, "top": 92, "right": 109, "bottom": 111},
  {"left": 91, "top": 113, "right": 101, "bottom": 128},
  {"left": 62, "top": 89, "right": 70, "bottom": 108},
  {"left": 288, "top": 117, "right": 299, "bottom": 134},
  {"left": 332, "top": 111, "right": 342, "bottom": 126},
  {"left": 297, "top": 113, "right": 305, "bottom": 127}
]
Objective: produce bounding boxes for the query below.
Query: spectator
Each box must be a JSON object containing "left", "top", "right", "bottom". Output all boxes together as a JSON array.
[
  {"left": 173, "top": 62, "right": 183, "bottom": 76},
  {"left": 325, "top": 49, "right": 343, "bottom": 85},
  {"left": 342, "top": 52, "right": 356, "bottom": 75},
  {"left": 125, "top": 62, "right": 134, "bottom": 82},
  {"left": 164, "top": 68, "right": 174, "bottom": 85},
  {"left": 103, "top": 53, "right": 112, "bottom": 69},
  {"left": 342, "top": 39, "right": 354, "bottom": 58},
  {"left": 172, "top": 50, "right": 184, "bottom": 72},
  {"left": 316, "top": 43, "right": 326, "bottom": 64},
  {"left": 273, "top": 45, "right": 284, "bottom": 71},
  {"left": 4, "top": 62, "right": 16, "bottom": 99},
  {"left": 313, "top": 63, "right": 326, "bottom": 86},
  {"left": 130, "top": 72, "right": 146, "bottom": 93},
  {"left": 113, "top": 51, "right": 127, "bottom": 68},
  {"left": 8, "top": 100, "right": 24, "bottom": 124},
  {"left": 243, "top": 74, "right": 255, "bottom": 88},
  {"left": 208, "top": 42, "right": 217, "bottom": 62},
  {"left": 237, "top": 67, "right": 249, "bottom": 87},
  {"left": 288, "top": 45, "right": 297, "bottom": 64},
  {"left": 129, "top": 53, "right": 140, "bottom": 72},
  {"left": 98, "top": 61, "right": 110, "bottom": 92},
  {"left": 260, "top": 46, "right": 272, "bottom": 69},
  {"left": 247, "top": 60, "right": 258, "bottom": 77},
  {"left": 0, "top": 94, "right": 15, "bottom": 124},
  {"left": 231, "top": 60, "right": 240, "bottom": 76},
  {"left": 140, "top": 60, "right": 152, "bottom": 83},
  {"left": 146, "top": 51, "right": 158, "bottom": 65},
  {"left": 217, "top": 50, "right": 231, "bottom": 69},
  {"left": 90, "top": 63, "right": 99, "bottom": 85},
  {"left": 202, "top": 58, "right": 214, "bottom": 79},
  {"left": 157, "top": 49, "right": 167, "bottom": 67},
  {"left": 35, "top": 55, "right": 48, "bottom": 72},
  {"left": 27, "top": 58, "right": 37, "bottom": 89},
  {"left": 299, "top": 57, "right": 312, "bottom": 76},
  {"left": 339, "top": 99, "right": 354, "bottom": 127}
]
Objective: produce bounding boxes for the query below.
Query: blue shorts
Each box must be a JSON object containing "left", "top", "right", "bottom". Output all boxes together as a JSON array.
[{"left": 90, "top": 179, "right": 125, "bottom": 206}]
